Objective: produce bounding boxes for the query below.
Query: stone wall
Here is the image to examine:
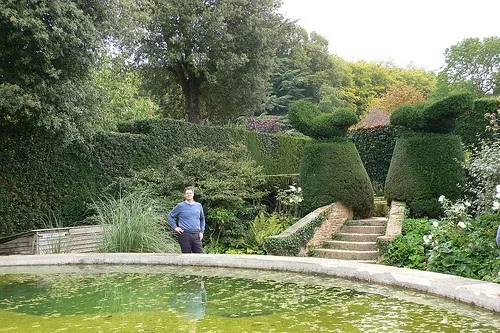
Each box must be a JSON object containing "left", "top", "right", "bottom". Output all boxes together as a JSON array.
[{"left": 307, "top": 202, "right": 353, "bottom": 248}]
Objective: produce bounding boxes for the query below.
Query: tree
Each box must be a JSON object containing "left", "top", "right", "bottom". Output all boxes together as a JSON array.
[
  {"left": 138, "top": 0, "right": 284, "bottom": 124},
  {"left": 370, "top": 85, "right": 426, "bottom": 113},
  {"left": 437, "top": 37, "right": 500, "bottom": 96},
  {"left": 267, "top": 26, "right": 353, "bottom": 115},
  {"left": 0, "top": 0, "right": 103, "bottom": 139}
]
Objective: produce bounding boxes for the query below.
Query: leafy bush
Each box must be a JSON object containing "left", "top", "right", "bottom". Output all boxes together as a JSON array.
[
  {"left": 381, "top": 218, "right": 433, "bottom": 269},
  {"left": 382, "top": 211, "right": 500, "bottom": 282},
  {"left": 421, "top": 92, "right": 474, "bottom": 133},
  {"left": 1, "top": 117, "right": 308, "bottom": 236},
  {"left": 245, "top": 212, "right": 283, "bottom": 251},
  {"left": 390, "top": 93, "right": 473, "bottom": 134},
  {"left": 114, "top": 144, "right": 267, "bottom": 251},
  {"left": 94, "top": 191, "right": 178, "bottom": 253},
  {"left": 390, "top": 103, "right": 427, "bottom": 131}
]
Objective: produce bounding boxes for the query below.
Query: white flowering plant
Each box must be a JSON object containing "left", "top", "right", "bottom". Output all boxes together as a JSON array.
[{"left": 275, "top": 184, "right": 303, "bottom": 218}]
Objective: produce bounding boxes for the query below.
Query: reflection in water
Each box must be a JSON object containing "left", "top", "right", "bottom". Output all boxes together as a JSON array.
[
  {"left": 171, "top": 277, "right": 207, "bottom": 333},
  {"left": 171, "top": 277, "right": 207, "bottom": 321}
]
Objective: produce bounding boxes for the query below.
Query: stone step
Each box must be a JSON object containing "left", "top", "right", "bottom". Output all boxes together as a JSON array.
[
  {"left": 346, "top": 218, "right": 386, "bottom": 226},
  {"left": 334, "top": 233, "right": 381, "bottom": 242},
  {"left": 340, "top": 225, "right": 386, "bottom": 234},
  {"left": 323, "top": 240, "right": 378, "bottom": 251},
  {"left": 315, "top": 248, "right": 379, "bottom": 260}
]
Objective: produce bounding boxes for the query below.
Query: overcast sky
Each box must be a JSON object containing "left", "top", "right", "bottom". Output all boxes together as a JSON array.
[{"left": 280, "top": 0, "right": 499, "bottom": 72}]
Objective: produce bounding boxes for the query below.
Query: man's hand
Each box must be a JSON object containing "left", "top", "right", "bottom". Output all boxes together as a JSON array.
[
  {"left": 199, "top": 232, "right": 203, "bottom": 241},
  {"left": 174, "top": 227, "right": 184, "bottom": 234}
]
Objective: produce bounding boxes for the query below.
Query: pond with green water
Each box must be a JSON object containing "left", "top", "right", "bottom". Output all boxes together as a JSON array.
[{"left": 0, "top": 265, "right": 499, "bottom": 332}]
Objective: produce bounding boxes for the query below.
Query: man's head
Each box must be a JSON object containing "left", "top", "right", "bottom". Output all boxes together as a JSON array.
[{"left": 184, "top": 186, "right": 194, "bottom": 202}]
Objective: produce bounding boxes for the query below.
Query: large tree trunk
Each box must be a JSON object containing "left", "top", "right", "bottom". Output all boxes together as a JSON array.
[
  {"left": 181, "top": 70, "right": 203, "bottom": 124},
  {"left": 184, "top": 82, "right": 201, "bottom": 124}
]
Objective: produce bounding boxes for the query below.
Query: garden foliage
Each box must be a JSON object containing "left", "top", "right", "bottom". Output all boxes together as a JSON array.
[
  {"left": 349, "top": 125, "right": 409, "bottom": 191},
  {"left": 300, "top": 139, "right": 373, "bottom": 217},
  {"left": 390, "top": 93, "right": 474, "bottom": 133},
  {"left": 454, "top": 98, "right": 500, "bottom": 149},
  {"left": 0, "top": 118, "right": 308, "bottom": 237},
  {"left": 384, "top": 133, "right": 466, "bottom": 217}
]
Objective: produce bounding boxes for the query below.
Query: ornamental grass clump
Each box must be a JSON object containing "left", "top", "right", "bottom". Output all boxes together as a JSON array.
[{"left": 94, "top": 191, "right": 178, "bottom": 253}]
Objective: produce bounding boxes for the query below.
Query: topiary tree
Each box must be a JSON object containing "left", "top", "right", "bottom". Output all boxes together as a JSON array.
[
  {"left": 454, "top": 97, "right": 500, "bottom": 149},
  {"left": 384, "top": 133, "right": 466, "bottom": 217},
  {"left": 386, "top": 94, "right": 470, "bottom": 217},
  {"left": 288, "top": 100, "right": 373, "bottom": 217},
  {"left": 390, "top": 93, "right": 474, "bottom": 133}
]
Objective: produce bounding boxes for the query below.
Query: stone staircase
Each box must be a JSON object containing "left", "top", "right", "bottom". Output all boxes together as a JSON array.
[{"left": 314, "top": 217, "right": 387, "bottom": 261}]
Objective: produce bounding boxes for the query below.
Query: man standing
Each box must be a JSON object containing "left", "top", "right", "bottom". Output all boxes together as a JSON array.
[{"left": 168, "top": 186, "right": 205, "bottom": 253}]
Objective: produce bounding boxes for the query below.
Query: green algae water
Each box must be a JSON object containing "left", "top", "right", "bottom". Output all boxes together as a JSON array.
[{"left": 1, "top": 265, "right": 499, "bottom": 333}]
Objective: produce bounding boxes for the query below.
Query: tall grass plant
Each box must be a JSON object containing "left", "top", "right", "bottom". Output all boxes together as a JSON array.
[{"left": 94, "top": 191, "right": 178, "bottom": 253}]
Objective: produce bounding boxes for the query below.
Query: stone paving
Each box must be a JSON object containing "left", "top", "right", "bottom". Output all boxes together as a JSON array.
[{"left": 1, "top": 253, "right": 499, "bottom": 313}]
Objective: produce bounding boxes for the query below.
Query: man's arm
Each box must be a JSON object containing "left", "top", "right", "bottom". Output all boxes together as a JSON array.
[{"left": 168, "top": 204, "right": 180, "bottom": 230}]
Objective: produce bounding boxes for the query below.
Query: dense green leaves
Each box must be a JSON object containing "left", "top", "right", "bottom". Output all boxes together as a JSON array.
[
  {"left": 384, "top": 133, "right": 466, "bottom": 217},
  {"left": 0, "top": 0, "right": 102, "bottom": 140},
  {"left": 437, "top": 37, "right": 500, "bottom": 96},
  {"left": 138, "top": 0, "right": 283, "bottom": 123}
]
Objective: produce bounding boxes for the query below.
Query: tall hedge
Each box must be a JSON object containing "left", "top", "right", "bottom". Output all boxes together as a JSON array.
[
  {"left": 299, "top": 139, "right": 374, "bottom": 218},
  {"left": 349, "top": 125, "right": 409, "bottom": 188},
  {"left": 0, "top": 118, "right": 309, "bottom": 236},
  {"left": 384, "top": 133, "right": 466, "bottom": 218},
  {"left": 454, "top": 98, "right": 500, "bottom": 149}
]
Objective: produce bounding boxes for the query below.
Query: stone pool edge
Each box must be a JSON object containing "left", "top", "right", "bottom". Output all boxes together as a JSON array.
[{"left": 1, "top": 253, "right": 499, "bottom": 313}]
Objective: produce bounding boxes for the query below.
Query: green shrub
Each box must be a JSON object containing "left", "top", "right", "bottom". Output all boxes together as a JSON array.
[
  {"left": 245, "top": 212, "right": 283, "bottom": 251},
  {"left": 426, "top": 213, "right": 500, "bottom": 282},
  {"left": 384, "top": 133, "right": 466, "bottom": 218},
  {"left": 94, "top": 191, "right": 178, "bottom": 253},
  {"left": 0, "top": 118, "right": 308, "bottom": 236},
  {"left": 454, "top": 98, "right": 500, "bottom": 149},
  {"left": 349, "top": 125, "right": 409, "bottom": 188},
  {"left": 390, "top": 103, "right": 427, "bottom": 131},
  {"left": 390, "top": 93, "right": 474, "bottom": 134},
  {"left": 300, "top": 139, "right": 374, "bottom": 217},
  {"left": 421, "top": 93, "right": 474, "bottom": 133},
  {"left": 288, "top": 100, "right": 358, "bottom": 139},
  {"left": 263, "top": 208, "right": 330, "bottom": 256},
  {"left": 114, "top": 144, "right": 267, "bottom": 251}
]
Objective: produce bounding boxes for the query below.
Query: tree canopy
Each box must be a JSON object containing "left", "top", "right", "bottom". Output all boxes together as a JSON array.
[
  {"left": 437, "top": 37, "right": 500, "bottom": 97},
  {"left": 0, "top": 0, "right": 103, "bottom": 139},
  {"left": 138, "top": 0, "right": 284, "bottom": 124}
]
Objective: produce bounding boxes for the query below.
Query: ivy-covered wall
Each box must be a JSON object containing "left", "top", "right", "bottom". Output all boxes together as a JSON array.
[{"left": 0, "top": 119, "right": 310, "bottom": 236}]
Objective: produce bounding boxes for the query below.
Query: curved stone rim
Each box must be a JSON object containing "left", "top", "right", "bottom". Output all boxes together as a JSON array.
[{"left": 1, "top": 253, "right": 499, "bottom": 313}]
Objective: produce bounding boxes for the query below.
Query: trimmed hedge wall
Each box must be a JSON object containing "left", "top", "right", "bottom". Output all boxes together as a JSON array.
[
  {"left": 454, "top": 97, "right": 500, "bottom": 149},
  {"left": 0, "top": 118, "right": 310, "bottom": 236},
  {"left": 349, "top": 125, "right": 409, "bottom": 187},
  {"left": 299, "top": 139, "right": 374, "bottom": 217},
  {"left": 384, "top": 133, "right": 466, "bottom": 218}
]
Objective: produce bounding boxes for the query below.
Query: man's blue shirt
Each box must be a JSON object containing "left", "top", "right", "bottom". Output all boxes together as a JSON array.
[{"left": 168, "top": 201, "right": 205, "bottom": 232}]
